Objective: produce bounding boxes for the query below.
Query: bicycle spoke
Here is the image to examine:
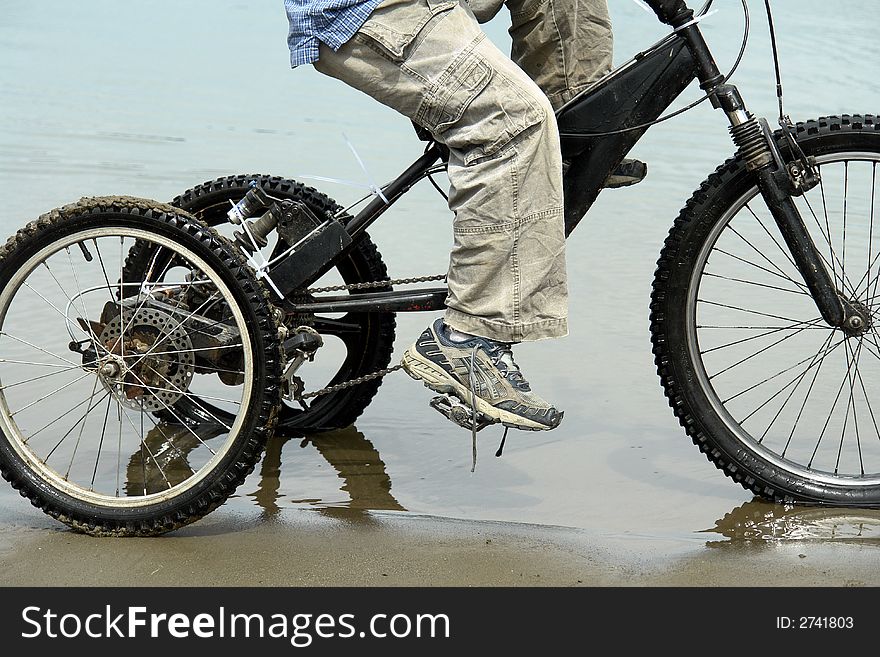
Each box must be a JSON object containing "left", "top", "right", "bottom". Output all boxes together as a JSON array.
[
  {"left": 702, "top": 271, "right": 808, "bottom": 296},
  {"left": 93, "top": 238, "right": 117, "bottom": 306},
  {"left": 139, "top": 412, "right": 197, "bottom": 476},
  {"left": 44, "top": 390, "right": 111, "bottom": 464},
  {"left": 721, "top": 336, "right": 844, "bottom": 405},
  {"left": 801, "top": 193, "right": 858, "bottom": 297},
  {"left": 22, "top": 281, "right": 82, "bottom": 330},
  {"left": 90, "top": 394, "right": 113, "bottom": 490},
  {"left": 697, "top": 324, "right": 827, "bottom": 330},
  {"left": 841, "top": 162, "right": 849, "bottom": 292},
  {"left": 808, "top": 338, "right": 858, "bottom": 468},
  {"left": 122, "top": 369, "right": 218, "bottom": 456},
  {"left": 743, "top": 203, "right": 805, "bottom": 279},
  {"left": 712, "top": 247, "right": 809, "bottom": 292},
  {"left": 0, "top": 332, "right": 80, "bottom": 368},
  {"left": 700, "top": 317, "right": 824, "bottom": 355},
  {"left": 781, "top": 332, "right": 837, "bottom": 457},
  {"left": 41, "top": 262, "right": 79, "bottom": 315},
  {"left": 25, "top": 385, "right": 109, "bottom": 444},
  {"left": 116, "top": 400, "right": 173, "bottom": 492},
  {"left": 65, "top": 375, "right": 101, "bottom": 479},
  {"left": 858, "top": 244, "right": 880, "bottom": 302},
  {"left": 0, "top": 358, "right": 75, "bottom": 369},
  {"left": 719, "top": 224, "right": 794, "bottom": 290},
  {"left": 755, "top": 332, "right": 837, "bottom": 441},
  {"left": 870, "top": 163, "right": 879, "bottom": 303},
  {"left": 852, "top": 349, "right": 880, "bottom": 449},
  {"left": 818, "top": 170, "right": 839, "bottom": 289},
  {"left": 9, "top": 371, "right": 92, "bottom": 417},
  {"left": 857, "top": 335, "right": 880, "bottom": 366},
  {"left": 140, "top": 401, "right": 147, "bottom": 495},
  {"left": 698, "top": 300, "right": 812, "bottom": 325},
  {"left": 65, "top": 246, "right": 100, "bottom": 347},
  {"left": 738, "top": 332, "right": 837, "bottom": 426},
  {"left": 115, "top": 399, "right": 122, "bottom": 497},
  {"left": 838, "top": 339, "right": 863, "bottom": 475},
  {"left": 0, "top": 364, "right": 83, "bottom": 391}
]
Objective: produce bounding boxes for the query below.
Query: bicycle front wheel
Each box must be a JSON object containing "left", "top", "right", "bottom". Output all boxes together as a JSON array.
[
  {"left": 0, "top": 197, "right": 281, "bottom": 535},
  {"left": 652, "top": 115, "right": 880, "bottom": 505}
]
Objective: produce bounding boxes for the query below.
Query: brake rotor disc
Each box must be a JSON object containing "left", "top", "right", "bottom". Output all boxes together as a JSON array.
[{"left": 97, "top": 306, "right": 195, "bottom": 410}]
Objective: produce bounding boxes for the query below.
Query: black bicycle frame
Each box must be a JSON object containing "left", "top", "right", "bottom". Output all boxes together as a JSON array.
[{"left": 282, "top": 0, "right": 857, "bottom": 333}]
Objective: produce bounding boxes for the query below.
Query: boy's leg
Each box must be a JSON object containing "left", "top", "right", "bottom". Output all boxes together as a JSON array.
[
  {"left": 505, "top": 0, "right": 613, "bottom": 112},
  {"left": 314, "top": 0, "right": 567, "bottom": 344},
  {"left": 313, "top": 0, "right": 566, "bottom": 428},
  {"left": 503, "top": 0, "right": 644, "bottom": 188}
]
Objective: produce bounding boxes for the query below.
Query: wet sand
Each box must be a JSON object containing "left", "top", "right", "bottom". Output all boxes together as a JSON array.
[{"left": 3, "top": 504, "right": 880, "bottom": 587}]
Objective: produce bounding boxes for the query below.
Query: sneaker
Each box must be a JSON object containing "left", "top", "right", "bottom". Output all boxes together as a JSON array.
[
  {"left": 562, "top": 157, "right": 647, "bottom": 189},
  {"left": 604, "top": 158, "right": 647, "bottom": 188},
  {"left": 401, "top": 318, "right": 563, "bottom": 431}
]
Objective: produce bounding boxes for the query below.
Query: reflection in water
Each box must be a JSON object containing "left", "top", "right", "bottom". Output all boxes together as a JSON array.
[
  {"left": 252, "top": 425, "right": 405, "bottom": 519},
  {"left": 703, "top": 499, "right": 880, "bottom": 546},
  {"left": 125, "top": 422, "right": 224, "bottom": 496},
  {"left": 121, "top": 420, "right": 402, "bottom": 518}
]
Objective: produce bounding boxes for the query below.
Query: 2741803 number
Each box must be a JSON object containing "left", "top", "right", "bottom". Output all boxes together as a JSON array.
[
  {"left": 777, "top": 617, "right": 854, "bottom": 629},
  {"left": 799, "top": 617, "right": 853, "bottom": 629}
]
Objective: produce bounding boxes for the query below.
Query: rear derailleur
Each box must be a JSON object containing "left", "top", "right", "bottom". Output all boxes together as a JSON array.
[{"left": 281, "top": 325, "right": 323, "bottom": 407}]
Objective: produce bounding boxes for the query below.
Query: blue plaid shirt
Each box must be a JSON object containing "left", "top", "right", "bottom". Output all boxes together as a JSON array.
[{"left": 285, "top": 0, "right": 385, "bottom": 67}]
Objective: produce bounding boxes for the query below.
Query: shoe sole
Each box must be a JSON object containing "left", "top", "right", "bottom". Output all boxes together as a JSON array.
[
  {"left": 604, "top": 174, "right": 644, "bottom": 188},
  {"left": 401, "top": 348, "right": 559, "bottom": 431}
]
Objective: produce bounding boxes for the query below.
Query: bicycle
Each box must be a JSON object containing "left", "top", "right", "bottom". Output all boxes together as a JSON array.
[{"left": 1, "top": 0, "right": 878, "bottom": 536}]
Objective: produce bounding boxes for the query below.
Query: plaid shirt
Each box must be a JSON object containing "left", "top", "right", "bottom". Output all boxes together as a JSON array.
[{"left": 285, "top": 0, "right": 385, "bottom": 67}]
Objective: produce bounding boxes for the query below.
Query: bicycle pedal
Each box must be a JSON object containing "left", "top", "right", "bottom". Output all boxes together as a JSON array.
[{"left": 429, "top": 395, "right": 495, "bottom": 432}]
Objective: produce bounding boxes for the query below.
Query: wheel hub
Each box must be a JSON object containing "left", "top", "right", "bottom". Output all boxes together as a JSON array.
[{"left": 842, "top": 300, "right": 872, "bottom": 337}]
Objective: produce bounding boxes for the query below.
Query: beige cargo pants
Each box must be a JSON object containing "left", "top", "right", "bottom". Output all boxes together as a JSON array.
[{"left": 314, "top": 0, "right": 612, "bottom": 343}]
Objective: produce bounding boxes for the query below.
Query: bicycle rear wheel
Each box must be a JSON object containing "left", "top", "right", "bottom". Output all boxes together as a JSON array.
[
  {"left": 652, "top": 115, "right": 880, "bottom": 505},
  {"left": 0, "top": 197, "right": 281, "bottom": 535},
  {"left": 166, "top": 175, "right": 396, "bottom": 432}
]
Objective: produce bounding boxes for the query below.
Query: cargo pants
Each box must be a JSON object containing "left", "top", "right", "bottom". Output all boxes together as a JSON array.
[{"left": 314, "top": 0, "right": 612, "bottom": 342}]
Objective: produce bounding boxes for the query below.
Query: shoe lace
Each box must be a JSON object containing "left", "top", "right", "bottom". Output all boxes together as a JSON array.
[
  {"left": 469, "top": 345, "right": 479, "bottom": 473},
  {"left": 485, "top": 342, "right": 530, "bottom": 391},
  {"left": 467, "top": 344, "right": 510, "bottom": 471}
]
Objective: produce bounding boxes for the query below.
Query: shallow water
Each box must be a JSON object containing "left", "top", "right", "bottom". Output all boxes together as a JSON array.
[{"left": 1, "top": 0, "right": 880, "bottom": 562}]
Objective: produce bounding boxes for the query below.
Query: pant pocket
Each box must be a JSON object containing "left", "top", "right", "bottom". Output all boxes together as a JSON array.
[
  {"left": 422, "top": 54, "right": 545, "bottom": 165},
  {"left": 417, "top": 50, "right": 493, "bottom": 134},
  {"left": 358, "top": 0, "right": 457, "bottom": 61}
]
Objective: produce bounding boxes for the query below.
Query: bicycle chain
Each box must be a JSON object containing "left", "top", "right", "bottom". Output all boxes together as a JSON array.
[
  {"left": 305, "top": 273, "right": 446, "bottom": 294},
  {"left": 300, "top": 364, "right": 405, "bottom": 400},
  {"left": 292, "top": 273, "right": 446, "bottom": 400}
]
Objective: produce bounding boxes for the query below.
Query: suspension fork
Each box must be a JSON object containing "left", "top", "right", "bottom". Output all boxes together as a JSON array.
[{"left": 675, "top": 20, "right": 862, "bottom": 331}]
